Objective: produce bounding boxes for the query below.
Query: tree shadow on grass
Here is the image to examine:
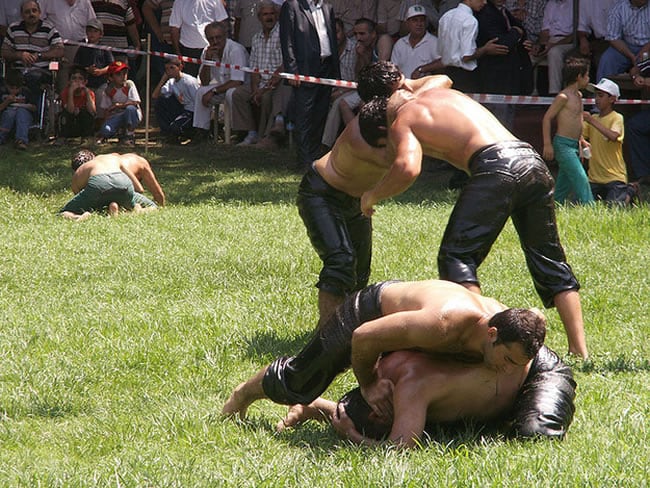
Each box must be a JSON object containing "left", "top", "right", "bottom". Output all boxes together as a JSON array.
[{"left": 0, "top": 144, "right": 461, "bottom": 207}]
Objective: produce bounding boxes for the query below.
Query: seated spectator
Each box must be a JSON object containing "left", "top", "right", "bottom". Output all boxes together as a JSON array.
[
  {"left": 321, "top": 17, "right": 358, "bottom": 150},
  {"left": 152, "top": 57, "right": 199, "bottom": 143},
  {"left": 192, "top": 21, "right": 249, "bottom": 143},
  {"left": 625, "top": 73, "right": 650, "bottom": 185},
  {"left": 597, "top": 0, "right": 650, "bottom": 81},
  {"left": 0, "top": 70, "right": 37, "bottom": 150},
  {"left": 97, "top": 61, "right": 142, "bottom": 145},
  {"left": 577, "top": 0, "right": 616, "bottom": 80},
  {"left": 0, "top": 0, "right": 65, "bottom": 95},
  {"left": 231, "top": 1, "right": 291, "bottom": 149},
  {"left": 58, "top": 65, "right": 97, "bottom": 143},
  {"left": 73, "top": 19, "right": 114, "bottom": 92},
  {"left": 390, "top": 5, "right": 443, "bottom": 80},
  {"left": 582, "top": 78, "right": 637, "bottom": 205},
  {"left": 531, "top": 0, "right": 576, "bottom": 95}
]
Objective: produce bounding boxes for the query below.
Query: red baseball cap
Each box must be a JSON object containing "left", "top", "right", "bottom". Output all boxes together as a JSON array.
[{"left": 108, "top": 61, "right": 129, "bottom": 75}]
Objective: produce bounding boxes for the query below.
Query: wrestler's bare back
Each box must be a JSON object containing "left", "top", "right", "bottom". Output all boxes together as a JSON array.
[
  {"left": 389, "top": 87, "right": 517, "bottom": 171},
  {"left": 313, "top": 117, "right": 392, "bottom": 198},
  {"left": 380, "top": 279, "right": 505, "bottom": 330},
  {"left": 71, "top": 154, "right": 140, "bottom": 193}
]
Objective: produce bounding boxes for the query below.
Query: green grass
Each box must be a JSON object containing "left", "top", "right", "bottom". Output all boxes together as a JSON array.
[{"left": 0, "top": 143, "right": 648, "bottom": 486}]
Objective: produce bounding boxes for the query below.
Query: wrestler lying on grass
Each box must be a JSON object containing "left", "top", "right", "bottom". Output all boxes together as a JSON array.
[
  {"left": 276, "top": 346, "right": 576, "bottom": 447},
  {"left": 222, "top": 280, "right": 576, "bottom": 445}
]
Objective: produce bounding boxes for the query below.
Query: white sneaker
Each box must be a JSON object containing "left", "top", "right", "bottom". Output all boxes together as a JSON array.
[{"left": 237, "top": 133, "right": 259, "bottom": 146}]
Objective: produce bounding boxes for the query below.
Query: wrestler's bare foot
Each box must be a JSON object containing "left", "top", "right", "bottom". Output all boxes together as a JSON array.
[
  {"left": 276, "top": 402, "right": 331, "bottom": 432},
  {"left": 60, "top": 210, "right": 93, "bottom": 221},
  {"left": 222, "top": 382, "right": 261, "bottom": 419},
  {"left": 108, "top": 202, "right": 119, "bottom": 217}
]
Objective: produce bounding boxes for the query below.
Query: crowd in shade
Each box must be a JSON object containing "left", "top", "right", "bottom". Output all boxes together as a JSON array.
[{"left": 0, "top": 0, "right": 648, "bottom": 184}]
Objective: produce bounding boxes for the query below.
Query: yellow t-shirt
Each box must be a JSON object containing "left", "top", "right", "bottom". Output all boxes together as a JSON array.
[{"left": 582, "top": 110, "right": 626, "bottom": 184}]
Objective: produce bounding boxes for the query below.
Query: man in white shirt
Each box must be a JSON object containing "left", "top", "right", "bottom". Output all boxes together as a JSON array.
[
  {"left": 438, "top": 0, "right": 505, "bottom": 92},
  {"left": 169, "top": 0, "right": 228, "bottom": 77},
  {"left": 390, "top": 5, "right": 443, "bottom": 79},
  {"left": 192, "top": 21, "right": 249, "bottom": 140}
]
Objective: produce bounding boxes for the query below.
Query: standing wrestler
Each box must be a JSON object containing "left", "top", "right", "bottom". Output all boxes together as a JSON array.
[
  {"left": 298, "top": 74, "right": 452, "bottom": 326},
  {"left": 357, "top": 61, "right": 588, "bottom": 359},
  {"left": 222, "top": 279, "right": 547, "bottom": 418}
]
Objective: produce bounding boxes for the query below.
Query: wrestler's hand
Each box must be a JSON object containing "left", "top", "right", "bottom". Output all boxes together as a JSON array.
[
  {"left": 276, "top": 403, "right": 327, "bottom": 431},
  {"left": 360, "top": 192, "right": 377, "bottom": 217},
  {"left": 331, "top": 402, "right": 366, "bottom": 443},
  {"left": 360, "top": 378, "right": 394, "bottom": 421}
]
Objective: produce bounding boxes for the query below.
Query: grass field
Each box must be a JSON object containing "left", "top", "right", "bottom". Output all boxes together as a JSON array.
[{"left": 0, "top": 142, "right": 648, "bottom": 486}]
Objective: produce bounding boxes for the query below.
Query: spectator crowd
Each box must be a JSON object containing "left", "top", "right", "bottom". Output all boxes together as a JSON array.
[{"left": 0, "top": 0, "right": 649, "bottom": 188}]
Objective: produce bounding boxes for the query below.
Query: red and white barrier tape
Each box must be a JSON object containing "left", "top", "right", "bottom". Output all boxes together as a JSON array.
[{"left": 64, "top": 39, "right": 650, "bottom": 104}]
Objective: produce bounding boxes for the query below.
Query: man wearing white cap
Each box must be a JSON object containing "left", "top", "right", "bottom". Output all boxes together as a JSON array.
[
  {"left": 582, "top": 78, "right": 638, "bottom": 204},
  {"left": 390, "top": 5, "right": 443, "bottom": 79}
]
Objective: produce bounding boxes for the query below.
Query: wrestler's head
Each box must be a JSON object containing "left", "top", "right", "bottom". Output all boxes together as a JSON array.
[
  {"left": 358, "top": 96, "right": 388, "bottom": 147},
  {"left": 338, "top": 388, "right": 391, "bottom": 440},
  {"left": 358, "top": 61, "right": 403, "bottom": 102},
  {"left": 488, "top": 308, "right": 546, "bottom": 360},
  {"left": 71, "top": 150, "right": 96, "bottom": 171}
]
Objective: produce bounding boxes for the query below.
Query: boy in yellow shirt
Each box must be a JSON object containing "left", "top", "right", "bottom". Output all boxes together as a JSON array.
[{"left": 582, "top": 78, "right": 637, "bottom": 205}]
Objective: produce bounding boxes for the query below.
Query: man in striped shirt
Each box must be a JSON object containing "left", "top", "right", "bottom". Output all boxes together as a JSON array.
[
  {"left": 1, "top": 0, "right": 64, "bottom": 69},
  {"left": 1, "top": 0, "right": 64, "bottom": 94}
]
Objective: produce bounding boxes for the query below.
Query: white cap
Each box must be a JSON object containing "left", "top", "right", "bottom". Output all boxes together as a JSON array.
[
  {"left": 587, "top": 78, "right": 620, "bottom": 98},
  {"left": 406, "top": 5, "right": 427, "bottom": 20}
]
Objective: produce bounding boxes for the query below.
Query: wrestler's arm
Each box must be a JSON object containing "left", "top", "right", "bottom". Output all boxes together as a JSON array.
[
  {"left": 276, "top": 398, "right": 337, "bottom": 431},
  {"left": 136, "top": 158, "right": 166, "bottom": 206},
  {"left": 360, "top": 120, "right": 422, "bottom": 216},
  {"left": 119, "top": 163, "right": 146, "bottom": 194},
  {"left": 351, "top": 310, "right": 458, "bottom": 415}
]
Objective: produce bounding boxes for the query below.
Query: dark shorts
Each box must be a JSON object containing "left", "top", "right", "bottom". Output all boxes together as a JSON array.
[
  {"left": 262, "top": 280, "right": 398, "bottom": 405},
  {"left": 297, "top": 164, "right": 372, "bottom": 296},
  {"left": 60, "top": 172, "right": 135, "bottom": 214},
  {"left": 437, "top": 141, "right": 580, "bottom": 307}
]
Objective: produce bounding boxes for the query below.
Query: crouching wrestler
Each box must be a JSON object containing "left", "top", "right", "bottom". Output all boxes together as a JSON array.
[
  {"left": 223, "top": 279, "right": 548, "bottom": 421},
  {"left": 60, "top": 150, "right": 162, "bottom": 221},
  {"left": 277, "top": 345, "right": 576, "bottom": 447}
]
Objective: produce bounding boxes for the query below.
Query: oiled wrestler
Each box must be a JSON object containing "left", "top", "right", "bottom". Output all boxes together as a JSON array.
[
  {"left": 297, "top": 74, "right": 452, "bottom": 326},
  {"left": 223, "top": 279, "right": 546, "bottom": 420},
  {"left": 278, "top": 345, "right": 576, "bottom": 447},
  {"left": 356, "top": 61, "right": 588, "bottom": 359}
]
